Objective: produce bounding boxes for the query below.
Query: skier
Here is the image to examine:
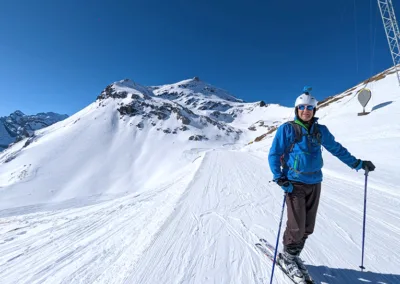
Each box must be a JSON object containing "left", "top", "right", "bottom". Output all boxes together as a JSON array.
[{"left": 268, "top": 87, "right": 375, "bottom": 283}]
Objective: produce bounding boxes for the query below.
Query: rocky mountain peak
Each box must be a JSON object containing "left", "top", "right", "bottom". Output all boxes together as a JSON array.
[
  {"left": 11, "top": 110, "right": 25, "bottom": 116},
  {"left": 94, "top": 78, "right": 244, "bottom": 142},
  {"left": 97, "top": 80, "right": 153, "bottom": 101}
]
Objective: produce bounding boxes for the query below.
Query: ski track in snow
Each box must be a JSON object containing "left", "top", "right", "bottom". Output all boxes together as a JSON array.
[{"left": 0, "top": 150, "right": 399, "bottom": 284}]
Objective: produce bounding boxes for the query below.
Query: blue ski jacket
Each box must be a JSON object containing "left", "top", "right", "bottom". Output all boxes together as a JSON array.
[{"left": 268, "top": 117, "right": 359, "bottom": 184}]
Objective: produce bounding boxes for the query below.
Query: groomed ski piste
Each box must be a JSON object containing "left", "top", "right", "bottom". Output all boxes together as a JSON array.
[{"left": 0, "top": 72, "right": 399, "bottom": 284}]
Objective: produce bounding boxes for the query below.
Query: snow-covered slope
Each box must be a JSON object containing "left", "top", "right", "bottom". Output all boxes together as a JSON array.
[
  {"left": 0, "top": 78, "right": 288, "bottom": 210},
  {"left": 0, "top": 69, "right": 399, "bottom": 284},
  {"left": 0, "top": 111, "right": 68, "bottom": 151}
]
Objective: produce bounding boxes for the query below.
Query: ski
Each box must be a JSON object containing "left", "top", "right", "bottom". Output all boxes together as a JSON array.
[
  {"left": 255, "top": 240, "right": 299, "bottom": 284},
  {"left": 255, "top": 242, "right": 275, "bottom": 262},
  {"left": 255, "top": 238, "right": 315, "bottom": 284}
]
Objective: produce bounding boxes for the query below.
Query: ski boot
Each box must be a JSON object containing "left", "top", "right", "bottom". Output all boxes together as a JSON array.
[
  {"left": 277, "top": 251, "right": 306, "bottom": 284},
  {"left": 294, "top": 255, "right": 314, "bottom": 283}
]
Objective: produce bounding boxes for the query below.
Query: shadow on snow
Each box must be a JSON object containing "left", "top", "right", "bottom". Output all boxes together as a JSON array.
[
  {"left": 307, "top": 265, "right": 400, "bottom": 284},
  {"left": 371, "top": 101, "right": 393, "bottom": 112}
]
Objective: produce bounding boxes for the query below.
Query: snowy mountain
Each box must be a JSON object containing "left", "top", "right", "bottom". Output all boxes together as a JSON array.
[
  {"left": 0, "top": 77, "right": 286, "bottom": 210},
  {"left": 0, "top": 110, "right": 68, "bottom": 151},
  {"left": 96, "top": 78, "right": 243, "bottom": 142},
  {"left": 0, "top": 69, "right": 399, "bottom": 284}
]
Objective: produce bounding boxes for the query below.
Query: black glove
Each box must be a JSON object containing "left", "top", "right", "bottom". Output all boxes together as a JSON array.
[
  {"left": 275, "top": 176, "right": 290, "bottom": 187},
  {"left": 361, "top": 161, "right": 375, "bottom": 172},
  {"left": 355, "top": 160, "right": 375, "bottom": 172},
  {"left": 275, "top": 177, "right": 294, "bottom": 193}
]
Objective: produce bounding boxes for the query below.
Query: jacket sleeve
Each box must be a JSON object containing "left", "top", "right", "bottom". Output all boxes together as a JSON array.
[
  {"left": 319, "top": 125, "right": 359, "bottom": 168},
  {"left": 268, "top": 124, "right": 290, "bottom": 180}
]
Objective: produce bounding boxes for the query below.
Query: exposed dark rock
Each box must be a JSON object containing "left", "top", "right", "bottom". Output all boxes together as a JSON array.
[
  {"left": 197, "top": 101, "right": 232, "bottom": 112},
  {"left": 23, "top": 136, "right": 36, "bottom": 148},
  {"left": 117, "top": 105, "right": 138, "bottom": 116},
  {"left": 248, "top": 120, "right": 267, "bottom": 131},
  {"left": 189, "top": 135, "right": 208, "bottom": 141},
  {"left": 5, "top": 154, "right": 17, "bottom": 163},
  {"left": 212, "top": 111, "right": 221, "bottom": 118},
  {"left": 177, "top": 113, "right": 191, "bottom": 125},
  {"left": 203, "top": 86, "right": 215, "bottom": 93},
  {"left": 209, "top": 111, "right": 234, "bottom": 123},
  {"left": 98, "top": 85, "right": 129, "bottom": 100},
  {"left": 131, "top": 94, "right": 142, "bottom": 100},
  {"left": 199, "top": 116, "right": 228, "bottom": 131},
  {"left": 150, "top": 111, "right": 169, "bottom": 120},
  {"left": 255, "top": 133, "right": 267, "bottom": 142},
  {"left": 201, "top": 116, "right": 215, "bottom": 126},
  {"left": 185, "top": 97, "right": 198, "bottom": 106},
  {"left": 254, "top": 125, "right": 278, "bottom": 142},
  {"left": 159, "top": 105, "right": 174, "bottom": 113},
  {"left": 158, "top": 91, "right": 182, "bottom": 100},
  {"left": 136, "top": 122, "right": 144, "bottom": 129}
]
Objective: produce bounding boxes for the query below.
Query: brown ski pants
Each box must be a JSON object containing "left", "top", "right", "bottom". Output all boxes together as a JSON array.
[{"left": 283, "top": 181, "right": 321, "bottom": 254}]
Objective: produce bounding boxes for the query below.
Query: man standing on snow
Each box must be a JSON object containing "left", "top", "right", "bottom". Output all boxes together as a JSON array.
[{"left": 268, "top": 87, "right": 375, "bottom": 283}]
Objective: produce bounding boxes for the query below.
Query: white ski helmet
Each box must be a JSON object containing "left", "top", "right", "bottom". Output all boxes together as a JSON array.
[{"left": 295, "top": 93, "right": 318, "bottom": 108}]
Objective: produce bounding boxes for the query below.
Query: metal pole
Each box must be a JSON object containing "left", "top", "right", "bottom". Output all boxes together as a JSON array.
[
  {"left": 359, "top": 169, "right": 369, "bottom": 271},
  {"left": 270, "top": 194, "right": 287, "bottom": 284},
  {"left": 377, "top": 0, "right": 400, "bottom": 85}
]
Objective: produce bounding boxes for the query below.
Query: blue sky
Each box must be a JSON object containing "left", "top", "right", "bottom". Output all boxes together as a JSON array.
[{"left": 0, "top": 0, "right": 395, "bottom": 116}]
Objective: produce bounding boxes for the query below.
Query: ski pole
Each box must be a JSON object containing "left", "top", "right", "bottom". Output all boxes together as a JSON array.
[
  {"left": 270, "top": 194, "right": 287, "bottom": 284},
  {"left": 359, "top": 169, "right": 369, "bottom": 271}
]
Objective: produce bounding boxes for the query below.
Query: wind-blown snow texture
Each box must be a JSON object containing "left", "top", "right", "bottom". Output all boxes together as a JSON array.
[
  {"left": 0, "top": 111, "right": 68, "bottom": 151},
  {"left": 0, "top": 71, "right": 399, "bottom": 284}
]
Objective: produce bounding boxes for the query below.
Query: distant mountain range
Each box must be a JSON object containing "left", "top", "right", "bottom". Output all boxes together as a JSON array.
[{"left": 0, "top": 110, "right": 68, "bottom": 151}]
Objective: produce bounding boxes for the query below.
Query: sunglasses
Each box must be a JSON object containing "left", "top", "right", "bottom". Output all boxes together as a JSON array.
[{"left": 298, "top": 105, "right": 315, "bottom": 111}]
